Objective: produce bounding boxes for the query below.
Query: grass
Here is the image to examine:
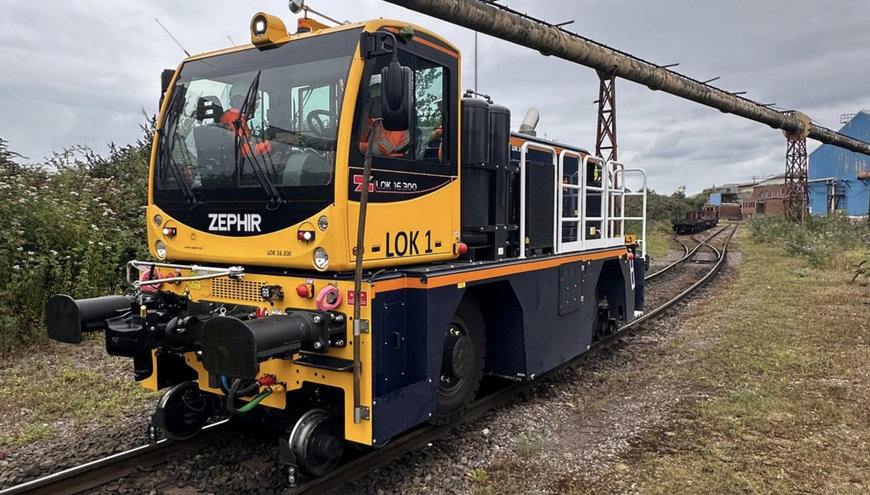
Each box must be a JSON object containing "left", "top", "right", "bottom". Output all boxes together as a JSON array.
[
  {"left": 629, "top": 219, "right": 678, "bottom": 259},
  {"left": 578, "top": 228, "right": 870, "bottom": 494},
  {"left": 0, "top": 343, "right": 159, "bottom": 447},
  {"left": 474, "top": 226, "right": 870, "bottom": 494}
]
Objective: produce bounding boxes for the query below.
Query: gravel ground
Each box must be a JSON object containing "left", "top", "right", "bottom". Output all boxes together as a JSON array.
[
  {"left": 0, "top": 340, "right": 158, "bottom": 488},
  {"left": 0, "top": 230, "right": 739, "bottom": 494}
]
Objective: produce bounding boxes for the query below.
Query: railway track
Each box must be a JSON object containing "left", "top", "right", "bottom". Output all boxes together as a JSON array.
[
  {"left": 1, "top": 225, "right": 737, "bottom": 495},
  {"left": 0, "top": 421, "right": 230, "bottom": 495},
  {"left": 646, "top": 225, "right": 728, "bottom": 281}
]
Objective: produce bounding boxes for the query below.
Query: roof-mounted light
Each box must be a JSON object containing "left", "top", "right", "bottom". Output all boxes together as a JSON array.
[
  {"left": 250, "top": 12, "right": 288, "bottom": 47},
  {"left": 253, "top": 17, "right": 267, "bottom": 35}
]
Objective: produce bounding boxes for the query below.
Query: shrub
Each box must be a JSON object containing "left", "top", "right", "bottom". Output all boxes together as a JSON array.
[
  {"left": 748, "top": 213, "right": 870, "bottom": 269},
  {"left": 0, "top": 124, "right": 153, "bottom": 352}
]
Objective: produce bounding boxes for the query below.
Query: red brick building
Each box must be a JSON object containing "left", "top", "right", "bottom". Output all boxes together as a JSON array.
[{"left": 742, "top": 184, "right": 786, "bottom": 219}]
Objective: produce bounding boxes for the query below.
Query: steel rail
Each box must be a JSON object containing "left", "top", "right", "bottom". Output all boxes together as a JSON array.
[
  {"left": 646, "top": 225, "right": 727, "bottom": 280},
  {"left": 383, "top": 0, "right": 870, "bottom": 155},
  {"left": 291, "top": 224, "right": 738, "bottom": 494},
  {"left": 622, "top": 224, "right": 736, "bottom": 331},
  {"left": 0, "top": 420, "right": 229, "bottom": 495},
  {"left": 689, "top": 232, "right": 723, "bottom": 262}
]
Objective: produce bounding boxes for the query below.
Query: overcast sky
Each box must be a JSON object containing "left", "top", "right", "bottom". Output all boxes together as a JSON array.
[{"left": 1, "top": 1, "right": 868, "bottom": 194}]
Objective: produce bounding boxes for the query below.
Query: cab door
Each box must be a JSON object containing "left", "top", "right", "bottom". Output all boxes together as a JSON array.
[{"left": 346, "top": 28, "right": 461, "bottom": 267}]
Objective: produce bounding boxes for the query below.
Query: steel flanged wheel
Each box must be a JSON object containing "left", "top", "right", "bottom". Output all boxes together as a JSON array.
[
  {"left": 289, "top": 409, "right": 344, "bottom": 478},
  {"left": 152, "top": 381, "right": 210, "bottom": 441},
  {"left": 431, "top": 299, "right": 485, "bottom": 425}
]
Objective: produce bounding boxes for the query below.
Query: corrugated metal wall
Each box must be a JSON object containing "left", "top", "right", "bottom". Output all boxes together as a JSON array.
[{"left": 808, "top": 112, "right": 870, "bottom": 216}]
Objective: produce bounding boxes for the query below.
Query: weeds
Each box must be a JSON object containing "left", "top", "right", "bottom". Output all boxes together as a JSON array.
[
  {"left": 749, "top": 213, "right": 870, "bottom": 269},
  {"left": 0, "top": 126, "right": 152, "bottom": 352},
  {"left": 465, "top": 467, "right": 492, "bottom": 486},
  {"left": 515, "top": 434, "right": 544, "bottom": 457},
  {"left": 0, "top": 347, "right": 159, "bottom": 447},
  {"left": 577, "top": 229, "right": 870, "bottom": 493}
]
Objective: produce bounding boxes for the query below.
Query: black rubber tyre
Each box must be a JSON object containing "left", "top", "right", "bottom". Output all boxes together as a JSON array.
[{"left": 430, "top": 298, "right": 485, "bottom": 425}]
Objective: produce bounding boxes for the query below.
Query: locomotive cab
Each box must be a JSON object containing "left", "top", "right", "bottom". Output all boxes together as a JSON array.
[{"left": 149, "top": 16, "right": 461, "bottom": 272}]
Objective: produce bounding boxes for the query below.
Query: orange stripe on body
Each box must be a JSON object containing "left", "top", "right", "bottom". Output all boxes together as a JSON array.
[
  {"left": 372, "top": 248, "right": 627, "bottom": 294},
  {"left": 383, "top": 26, "right": 459, "bottom": 59}
]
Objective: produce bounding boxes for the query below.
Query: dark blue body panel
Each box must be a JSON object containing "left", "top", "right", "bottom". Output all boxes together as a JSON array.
[{"left": 370, "top": 251, "right": 641, "bottom": 443}]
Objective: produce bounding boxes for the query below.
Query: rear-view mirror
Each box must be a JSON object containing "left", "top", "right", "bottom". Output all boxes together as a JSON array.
[
  {"left": 380, "top": 61, "right": 412, "bottom": 131},
  {"left": 160, "top": 68, "right": 175, "bottom": 108}
]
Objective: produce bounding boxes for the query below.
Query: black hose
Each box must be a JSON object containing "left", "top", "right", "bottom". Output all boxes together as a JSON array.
[{"left": 225, "top": 378, "right": 260, "bottom": 415}]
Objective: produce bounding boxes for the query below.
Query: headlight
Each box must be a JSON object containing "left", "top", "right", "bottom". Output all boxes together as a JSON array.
[
  {"left": 318, "top": 215, "right": 328, "bottom": 231},
  {"left": 253, "top": 16, "right": 267, "bottom": 35},
  {"left": 155, "top": 240, "right": 167, "bottom": 260},
  {"left": 154, "top": 214, "right": 163, "bottom": 227},
  {"left": 313, "top": 247, "right": 328, "bottom": 270}
]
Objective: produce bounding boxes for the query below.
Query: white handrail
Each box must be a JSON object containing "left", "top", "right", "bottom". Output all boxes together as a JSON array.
[
  {"left": 557, "top": 149, "right": 584, "bottom": 253},
  {"left": 618, "top": 167, "right": 648, "bottom": 258},
  {"left": 608, "top": 161, "right": 626, "bottom": 243},
  {"left": 581, "top": 155, "right": 608, "bottom": 245},
  {"left": 519, "top": 141, "right": 557, "bottom": 259}
]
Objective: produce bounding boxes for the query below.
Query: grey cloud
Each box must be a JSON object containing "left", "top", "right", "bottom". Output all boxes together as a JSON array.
[{"left": 1, "top": 0, "right": 866, "bottom": 194}]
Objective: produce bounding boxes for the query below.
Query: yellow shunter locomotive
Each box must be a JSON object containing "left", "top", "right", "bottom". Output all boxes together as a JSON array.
[{"left": 46, "top": 10, "right": 648, "bottom": 484}]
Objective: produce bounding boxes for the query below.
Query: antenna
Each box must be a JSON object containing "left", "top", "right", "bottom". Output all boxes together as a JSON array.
[
  {"left": 227, "top": 35, "right": 237, "bottom": 46},
  {"left": 474, "top": 32, "right": 478, "bottom": 92},
  {"left": 288, "top": 0, "right": 345, "bottom": 25},
  {"left": 155, "top": 18, "right": 191, "bottom": 57}
]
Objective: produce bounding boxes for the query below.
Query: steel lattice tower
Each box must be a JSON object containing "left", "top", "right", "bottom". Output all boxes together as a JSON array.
[
  {"left": 595, "top": 70, "right": 617, "bottom": 162},
  {"left": 784, "top": 137, "right": 808, "bottom": 220}
]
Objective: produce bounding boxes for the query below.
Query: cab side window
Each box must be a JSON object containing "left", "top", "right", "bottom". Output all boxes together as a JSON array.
[
  {"left": 414, "top": 60, "right": 444, "bottom": 162},
  {"left": 357, "top": 51, "right": 448, "bottom": 164},
  {"left": 358, "top": 65, "right": 412, "bottom": 158}
]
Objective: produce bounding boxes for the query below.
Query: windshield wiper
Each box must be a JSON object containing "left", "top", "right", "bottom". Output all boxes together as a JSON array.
[
  {"left": 159, "top": 85, "right": 201, "bottom": 209},
  {"left": 234, "top": 71, "right": 285, "bottom": 208}
]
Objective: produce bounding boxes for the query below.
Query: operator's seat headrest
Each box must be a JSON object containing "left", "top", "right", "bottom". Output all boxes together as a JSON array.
[{"left": 195, "top": 96, "right": 224, "bottom": 122}]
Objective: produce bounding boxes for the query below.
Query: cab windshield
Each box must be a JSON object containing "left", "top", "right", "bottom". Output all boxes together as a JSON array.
[{"left": 154, "top": 29, "right": 358, "bottom": 205}]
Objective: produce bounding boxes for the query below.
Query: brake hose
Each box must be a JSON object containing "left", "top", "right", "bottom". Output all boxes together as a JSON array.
[
  {"left": 226, "top": 378, "right": 266, "bottom": 415},
  {"left": 236, "top": 389, "right": 272, "bottom": 413}
]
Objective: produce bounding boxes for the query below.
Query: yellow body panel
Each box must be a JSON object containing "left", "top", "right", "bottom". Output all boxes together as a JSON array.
[{"left": 140, "top": 266, "right": 374, "bottom": 445}]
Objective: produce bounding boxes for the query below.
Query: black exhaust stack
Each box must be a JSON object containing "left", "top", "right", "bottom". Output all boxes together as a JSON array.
[
  {"left": 202, "top": 311, "right": 333, "bottom": 379},
  {"left": 46, "top": 294, "right": 133, "bottom": 344}
]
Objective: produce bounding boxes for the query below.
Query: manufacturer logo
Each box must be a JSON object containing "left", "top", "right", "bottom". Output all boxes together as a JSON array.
[
  {"left": 208, "top": 213, "right": 262, "bottom": 233},
  {"left": 353, "top": 174, "right": 419, "bottom": 193}
]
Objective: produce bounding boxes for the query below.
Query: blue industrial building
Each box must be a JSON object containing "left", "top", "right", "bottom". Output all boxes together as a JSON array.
[{"left": 808, "top": 111, "right": 870, "bottom": 216}]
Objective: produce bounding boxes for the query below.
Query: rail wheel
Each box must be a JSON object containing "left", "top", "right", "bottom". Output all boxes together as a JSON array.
[
  {"left": 592, "top": 289, "right": 614, "bottom": 341},
  {"left": 152, "top": 381, "right": 211, "bottom": 441},
  {"left": 287, "top": 409, "right": 344, "bottom": 478},
  {"left": 431, "top": 298, "right": 485, "bottom": 425}
]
